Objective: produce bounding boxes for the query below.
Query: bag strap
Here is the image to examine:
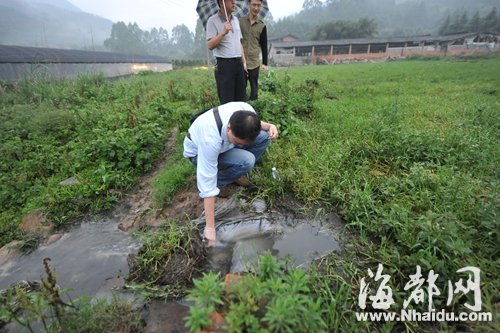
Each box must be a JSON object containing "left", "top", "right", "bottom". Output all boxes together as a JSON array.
[
  {"left": 187, "top": 106, "right": 223, "bottom": 140},
  {"left": 213, "top": 107, "right": 223, "bottom": 136}
]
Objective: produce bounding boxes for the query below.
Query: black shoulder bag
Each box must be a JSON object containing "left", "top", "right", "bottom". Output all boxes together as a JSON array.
[{"left": 186, "top": 107, "right": 222, "bottom": 140}]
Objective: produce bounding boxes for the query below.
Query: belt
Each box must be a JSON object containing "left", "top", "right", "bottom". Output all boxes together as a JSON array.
[{"left": 216, "top": 57, "right": 242, "bottom": 61}]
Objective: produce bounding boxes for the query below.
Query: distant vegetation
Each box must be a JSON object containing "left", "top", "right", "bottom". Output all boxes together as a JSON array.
[
  {"left": 268, "top": 0, "right": 499, "bottom": 40},
  {"left": 438, "top": 7, "right": 500, "bottom": 35},
  {"left": 311, "top": 17, "right": 378, "bottom": 40},
  {"left": 103, "top": 21, "right": 207, "bottom": 61}
]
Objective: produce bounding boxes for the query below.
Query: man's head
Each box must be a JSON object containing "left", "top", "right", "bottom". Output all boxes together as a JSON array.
[
  {"left": 227, "top": 111, "right": 261, "bottom": 145},
  {"left": 217, "top": 0, "right": 236, "bottom": 12},
  {"left": 247, "top": 0, "right": 262, "bottom": 16}
]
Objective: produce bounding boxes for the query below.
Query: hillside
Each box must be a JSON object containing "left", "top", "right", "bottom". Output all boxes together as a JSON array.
[{"left": 0, "top": 0, "right": 112, "bottom": 49}]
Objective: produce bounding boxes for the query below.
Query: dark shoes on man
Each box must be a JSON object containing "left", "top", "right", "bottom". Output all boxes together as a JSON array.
[{"left": 218, "top": 186, "right": 235, "bottom": 198}]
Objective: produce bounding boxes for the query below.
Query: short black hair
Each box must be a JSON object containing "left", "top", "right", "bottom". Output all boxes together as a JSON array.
[{"left": 229, "top": 111, "right": 261, "bottom": 142}]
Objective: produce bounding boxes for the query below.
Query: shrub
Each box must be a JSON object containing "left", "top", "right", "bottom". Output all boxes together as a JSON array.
[{"left": 185, "top": 253, "right": 328, "bottom": 333}]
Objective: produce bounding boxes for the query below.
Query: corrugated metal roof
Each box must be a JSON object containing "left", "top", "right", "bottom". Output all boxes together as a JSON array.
[
  {"left": 270, "top": 32, "right": 482, "bottom": 48},
  {"left": 0, "top": 45, "right": 169, "bottom": 63}
]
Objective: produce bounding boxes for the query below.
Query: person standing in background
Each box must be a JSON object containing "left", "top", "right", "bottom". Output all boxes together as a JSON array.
[
  {"left": 206, "top": 0, "right": 247, "bottom": 104},
  {"left": 239, "top": 0, "right": 268, "bottom": 100}
]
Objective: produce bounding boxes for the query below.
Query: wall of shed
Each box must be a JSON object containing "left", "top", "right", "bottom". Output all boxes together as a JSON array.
[{"left": 0, "top": 62, "right": 172, "bottom": 82}]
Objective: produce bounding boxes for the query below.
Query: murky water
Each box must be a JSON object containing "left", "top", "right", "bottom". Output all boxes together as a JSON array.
[
  {"left": 0, "top": 208, "right": 142, "bottom": 299},
  {"left": 206, "top": 201, "right": 342, "bottom": 276},
  {"left": 1, "top": 199, "right": 341, "bottom": 296}
]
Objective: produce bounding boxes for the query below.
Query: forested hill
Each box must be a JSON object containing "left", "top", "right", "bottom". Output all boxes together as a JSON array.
[
  {"left": 0, "top": 0, "right": 112, "bottom": 49},
  {"left": 268, "top": 0, "right": 499, "bottom": 40}
]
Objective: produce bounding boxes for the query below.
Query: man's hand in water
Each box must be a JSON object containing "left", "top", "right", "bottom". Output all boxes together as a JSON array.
[{"left": 204, "top": 226, "right": 216, "bottom": 246}]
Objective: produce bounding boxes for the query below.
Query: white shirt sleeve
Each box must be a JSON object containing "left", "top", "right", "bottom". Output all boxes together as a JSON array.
[{"left": 196, "top": 139, "right": 221, "bottom": 198}]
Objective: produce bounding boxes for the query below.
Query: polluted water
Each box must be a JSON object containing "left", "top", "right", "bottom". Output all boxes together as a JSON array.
[
  {"left": 0, "top": 206, "right": 142, "bottom": 300},
  {"left": 203, "top": 197, "right": 342, "bottom": 276}
]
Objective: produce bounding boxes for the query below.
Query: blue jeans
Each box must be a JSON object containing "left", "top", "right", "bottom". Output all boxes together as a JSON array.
[{"left": 190, "top": 130, "right": 270, "bottom": 186}]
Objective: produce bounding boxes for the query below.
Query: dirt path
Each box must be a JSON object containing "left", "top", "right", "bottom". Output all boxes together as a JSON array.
[{"left": 117, "top": 129, "right": 205, "bottom": 232}]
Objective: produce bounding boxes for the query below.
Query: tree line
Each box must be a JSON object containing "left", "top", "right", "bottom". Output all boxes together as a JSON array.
[
  {"left": 310, "top": 17, "right": 377, "bottom": 40},
  {"left": 268, "top": 0, "right": 500, "bottom": 40},
  {"left": 438, "top": 7, "right": 500, "bottom": 35},
  {"left": 103, "top": 21, "right": 207, "bottom": 61}
]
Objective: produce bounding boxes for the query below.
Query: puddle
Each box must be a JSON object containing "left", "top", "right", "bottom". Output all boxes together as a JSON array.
[
  {"left": 0, "top": 208, "right": 142, "bottom": 300},
  {"left": 205, "top": 201, "right": 342, "bottom": 276}
]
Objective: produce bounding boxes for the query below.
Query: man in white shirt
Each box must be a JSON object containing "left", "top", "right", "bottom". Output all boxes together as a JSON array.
[
  {"left": 206, "top": 0, "right": 247, "bottom": 103},
  {"left": 183, "top": 101, "right": 279, "bottom": 245}
]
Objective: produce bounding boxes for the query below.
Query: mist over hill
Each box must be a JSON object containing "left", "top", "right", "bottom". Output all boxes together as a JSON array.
[{"left": 0, "top": 0, "right": 112, "bottom": 49}]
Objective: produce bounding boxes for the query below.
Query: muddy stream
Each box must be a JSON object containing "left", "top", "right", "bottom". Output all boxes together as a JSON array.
[{"left": 0, "top": 168, "right": 343, "bottom": 332}]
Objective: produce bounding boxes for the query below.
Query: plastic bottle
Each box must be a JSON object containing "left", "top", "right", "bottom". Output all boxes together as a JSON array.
[{"left": 271, "top": 167, "right": 280, "bottom": 180}]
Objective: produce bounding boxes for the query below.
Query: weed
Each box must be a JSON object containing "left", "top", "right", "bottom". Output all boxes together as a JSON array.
[
  {"left": 0, "top": 259, "right": 142, "bottom": 333},
  {"left": 186, "top": 271, "right": 224, "bottom": 308},
  {"left": 127, "top": 220, "right": 205, "bottom": 297},
  {"left": 184, "top": 304, "right": 214, "bottom": 332},
  {"left": 185, "top": 253, "right": 331, "bottom": 333},
  {"left": 183, "top": 271, "right": 226, "bottom": 332}
]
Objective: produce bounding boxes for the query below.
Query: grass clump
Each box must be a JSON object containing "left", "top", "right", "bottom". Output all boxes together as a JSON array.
[
  {"left": 127, "top": 220, "right": 206, "bottom": 299},
  {"left": 152, "top": 158, "right": 194, "bottom": 209}
]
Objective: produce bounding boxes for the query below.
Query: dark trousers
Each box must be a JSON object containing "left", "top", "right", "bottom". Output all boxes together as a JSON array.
[
  {"left": 215, "top": 57, "right": 246, "bottom": 104},
  {"left": 246, "top": 66, "right": 260, "bottom": 100}
]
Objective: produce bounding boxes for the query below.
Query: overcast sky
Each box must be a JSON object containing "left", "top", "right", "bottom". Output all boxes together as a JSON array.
[{"left": 68, "top": 0, "right": 304, "bottom": 33}]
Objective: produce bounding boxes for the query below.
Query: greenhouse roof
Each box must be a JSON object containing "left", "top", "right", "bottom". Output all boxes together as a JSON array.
[{"left": 0, "top": 45, "right": 169, "bottom": 63}]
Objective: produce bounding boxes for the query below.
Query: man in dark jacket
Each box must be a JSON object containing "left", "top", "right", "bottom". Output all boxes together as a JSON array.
[{"left": 239, "top": 0, "right": 268, "bottom": 100}]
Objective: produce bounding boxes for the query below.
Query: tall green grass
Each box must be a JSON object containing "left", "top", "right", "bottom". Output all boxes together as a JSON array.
[{"left": 0, "top": 70, "right": 215, "bottom": 247}]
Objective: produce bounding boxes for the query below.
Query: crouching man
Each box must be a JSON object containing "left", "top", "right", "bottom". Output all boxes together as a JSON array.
[{"left": 183, "top": 101, "right": 279, "bottom": 245}]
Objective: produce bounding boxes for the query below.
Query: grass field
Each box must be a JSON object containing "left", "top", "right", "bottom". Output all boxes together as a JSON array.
[
  {"left": 0, "top": 54, "right": 498, "bottom": 331},
  {"left": 250, "top": 57, "right": 499, "bottom": 331}
]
